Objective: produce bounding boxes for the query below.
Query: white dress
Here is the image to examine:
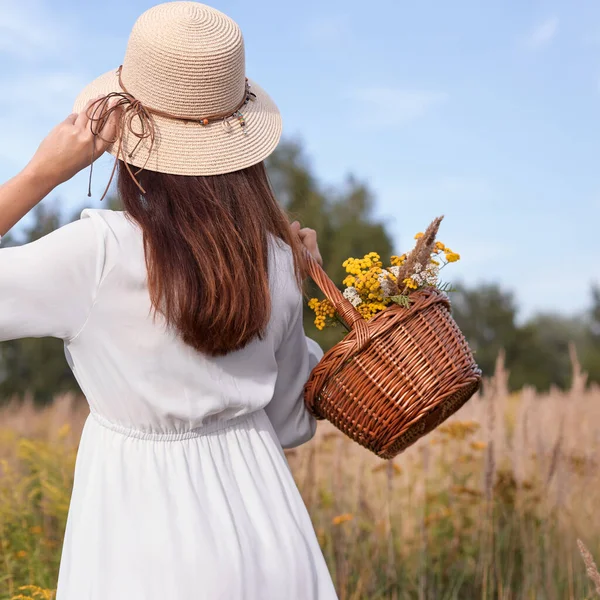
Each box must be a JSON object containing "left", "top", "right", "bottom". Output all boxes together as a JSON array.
[{"left": 0, "top": 208, "right": 338, "bottom": 600}]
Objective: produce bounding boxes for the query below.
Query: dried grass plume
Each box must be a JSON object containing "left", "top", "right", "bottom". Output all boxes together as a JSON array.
[
  {"left": 577, "top": 538, "right": 600, "bottom": 597},
  {"left": 397, "top": 216, "right": 444, "bottom": 289}
]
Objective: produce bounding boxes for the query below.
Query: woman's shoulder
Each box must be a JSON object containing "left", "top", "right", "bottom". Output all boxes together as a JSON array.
[
  {"left": 76, "top": 209, "right": 143, "bottom": 282},
  {"left": 79, "top": 208, "right": 143, "bottom": 258},
  {"left": 79, "top": 208, "right": 139, "bottom": 238}
]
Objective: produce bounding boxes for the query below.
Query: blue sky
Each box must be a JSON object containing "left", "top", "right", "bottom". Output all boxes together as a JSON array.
[{"left": 0, "top": 0, "right": 598, "bottom": 320}]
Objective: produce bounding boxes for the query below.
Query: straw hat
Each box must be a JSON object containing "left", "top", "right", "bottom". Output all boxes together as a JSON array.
[{"left": 73, "top": 1, "right": 282, "bottom": 177}]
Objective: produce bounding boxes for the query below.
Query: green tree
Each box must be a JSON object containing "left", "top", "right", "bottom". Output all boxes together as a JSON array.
[
  {"left": 267, "top": 141, "right": 330, "bottom": 243},
  {"left": 509, "top": 314, "right": 586, "bottom": 391},
  {"left": 451, "top": 283, "right": 591, "bottom": 391},
  {"left": 582, "top": 284, "right": 600, "bottom": 384},
  {"left": 451, "top": 283, "right": 520, "bottom": 382}
]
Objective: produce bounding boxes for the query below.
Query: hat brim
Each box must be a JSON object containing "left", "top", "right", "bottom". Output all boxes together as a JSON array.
[{"left": 73, "top": 67, "right": 282, "bottom": 177}]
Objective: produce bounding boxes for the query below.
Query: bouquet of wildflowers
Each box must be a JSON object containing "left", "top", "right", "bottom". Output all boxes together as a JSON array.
[{"left": 308, "top": 216, "right": 460, "bottom": 331}]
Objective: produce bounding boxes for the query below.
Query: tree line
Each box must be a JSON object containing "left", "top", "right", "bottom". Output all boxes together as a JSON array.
[{"left": 1, "top": 141, "right": 598, "bottom": 404}]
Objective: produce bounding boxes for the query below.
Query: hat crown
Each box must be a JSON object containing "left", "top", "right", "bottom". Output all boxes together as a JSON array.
[{"left": 121, "top": 2, "right": 246, "bottom": 118}]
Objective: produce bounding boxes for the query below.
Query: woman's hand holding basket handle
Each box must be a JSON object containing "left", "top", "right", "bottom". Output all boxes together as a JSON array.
[
  {"left": 290, "top": 221, "right": 322, "bottom": 266},
  {"left": 290, "top": 220, "right": 369, "bottom": 343}
]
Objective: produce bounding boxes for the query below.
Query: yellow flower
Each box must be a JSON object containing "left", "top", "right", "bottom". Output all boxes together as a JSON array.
[
  {"left": 470, "top": 441, "right": 487, "bottom": 451},
  {"left": 343, "top": 257, "right": 361, "bottom": 275},
  {"left": 445, "top": 251, "right": 460, "bottom": 263},
  {"left": 332, "top": 513, "right": 354, "bottom": 525},
  {"left": 403, "top": 278, "right": 418, "bottom": 290},
  {"left": 12, "top": 586, "right": 56, "bottom": 600},
  {"left": 451, "top": 485, "right": 482, "bottom": 498},
  {"left": 435, "top": 241, "right": 445, "bottom": 251},
  {"left": 430, "top": 259, "right": 440, "bottom": 266},
  {"left": 309, "top": 298, "right": 336, "bottom": 329},
  {"left": 371, "top": 462, "right": 402, "bottom": 475},
  {"left": 390, "top": 253, "right": 407, "bottom": 267},
  {"left": 414, "top": 232, "right": 424, "bottom": 239},
  {"left": 15, "top": 550, "right": 27, "bottom": 559},
  {"left": 438, "top": 420, "right": 480, "bottom": 440}
]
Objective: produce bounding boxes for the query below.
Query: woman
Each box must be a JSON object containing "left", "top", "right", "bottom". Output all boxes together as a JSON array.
[{"left": 0, "top": 2, "right": 338, "bottom": 599}]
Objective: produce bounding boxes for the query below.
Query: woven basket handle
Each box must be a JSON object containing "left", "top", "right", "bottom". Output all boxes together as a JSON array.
[{"left": 303, "top": 249, "right": 371, "bottom": 350}]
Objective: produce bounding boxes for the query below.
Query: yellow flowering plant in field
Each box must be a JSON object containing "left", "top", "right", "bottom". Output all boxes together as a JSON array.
[
  {"left": 308, "top": 216, "right": 460, "bottom": 330},
  {"left": 10, "top": 585, "right": 56, "bottom": 599}
]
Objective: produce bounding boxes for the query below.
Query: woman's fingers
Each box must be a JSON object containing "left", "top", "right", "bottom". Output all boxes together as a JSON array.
[
  {"left": 290, "top": 221, "right": 322, "bottom": 265},
  {"left": 297, "top": 227, "right": 317, "bottom": 251},
  {"left": 296, "top": 225, "right": 322, "bottom": 265},
  {"left": 63, "top": 113, "right": 78, "bottom": 125},
  {"left": 74, "top": 96, "right": 101, "bottom": 132},
  {"left": 100, "top": 99, "right": 122, "bottom": 145},
  {"left": 71, "top": 96, "right": 121, "bottom": 159}
]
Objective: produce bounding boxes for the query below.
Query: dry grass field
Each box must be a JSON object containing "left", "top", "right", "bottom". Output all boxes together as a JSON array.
[{"left": 1, "top": 350, "right": 600, "bottom": 599}]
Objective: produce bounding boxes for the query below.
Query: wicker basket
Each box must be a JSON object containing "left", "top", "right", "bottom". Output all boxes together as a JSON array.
[{"left": 303, "top": 254, "right": 482, "bottom": 459}]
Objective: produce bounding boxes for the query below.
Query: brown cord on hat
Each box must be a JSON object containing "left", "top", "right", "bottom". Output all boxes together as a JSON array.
[{"left": 85, "top": 66, "right": 256, "bottom": 202}]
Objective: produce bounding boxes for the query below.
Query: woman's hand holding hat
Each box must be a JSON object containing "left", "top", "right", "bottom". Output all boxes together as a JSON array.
[
  {"left": 0, "top": 97, "right": 121, "bottom": 236},
  {"left": 25, "top": 96, "right": 122, "bottom": 188}
]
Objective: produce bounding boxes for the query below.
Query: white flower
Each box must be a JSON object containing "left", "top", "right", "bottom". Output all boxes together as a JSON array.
[
  {"left": 389, "top": 266, "right": 401, "bottom": 278},
  {"left": 343, "top": 286, "right": 362, "bottom": 307},
  {"left": 424, "top": 264, "right": 440, "bottom": 286},
  {"left": 377, "top": 269, "right": 397, "bottom": 297},
  {"left": 412, "top": 273, "right": 426, "bottom": 286},
  {"left": 413, "top": 263, "right": 423, "bottom": 274}
]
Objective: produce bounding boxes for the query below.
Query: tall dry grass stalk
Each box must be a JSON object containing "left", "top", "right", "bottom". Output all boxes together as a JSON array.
[
  {"left": 577, "top": 539, "right": 600, "bottom": 597},
  {"left": 418, "top": 445, "right": 430, "bottom": 600},
  {"left": 385, "top": 459, "right": 397, "bottom": 600},
  {"left": 569, "top": 342, "right": 588, "bottom": 396},
  {"left": 480, "top": 351, "right": 502, "bottom": 598}
]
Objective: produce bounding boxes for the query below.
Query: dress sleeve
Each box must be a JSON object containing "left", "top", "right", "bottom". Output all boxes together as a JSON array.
[
  {"left": 0, "top": 213, "right": 106, "bottom": 342},
  {"left": 264, "top": 297, "right": 324, "bottom": 449}
]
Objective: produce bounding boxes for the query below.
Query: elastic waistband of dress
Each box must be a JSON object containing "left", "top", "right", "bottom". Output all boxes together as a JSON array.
[{"left": 89, "top": 409, "right": 265, "bottom": 441}]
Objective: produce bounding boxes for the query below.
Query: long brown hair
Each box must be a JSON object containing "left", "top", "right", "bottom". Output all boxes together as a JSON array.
[{"left": 117, "top": 160, "right": 305, "bottom": 356}]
